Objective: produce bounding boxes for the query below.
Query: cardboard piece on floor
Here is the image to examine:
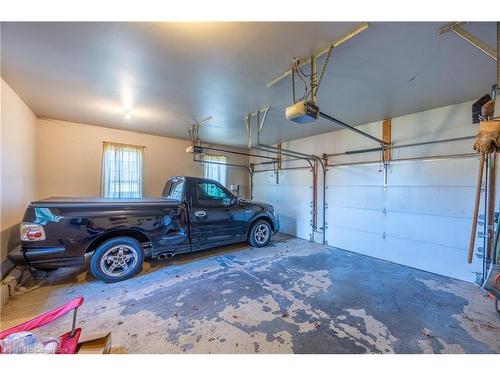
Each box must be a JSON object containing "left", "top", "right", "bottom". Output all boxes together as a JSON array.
[{"left": 76, "top": 332, "right": 111, "bottom": 354}]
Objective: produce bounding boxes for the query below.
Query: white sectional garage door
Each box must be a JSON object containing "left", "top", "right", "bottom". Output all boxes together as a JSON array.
[
  {"left": 253, "top": 169, "right": 314, "bottom": 241},
  {"left": 326, "top": 156, "right": 484, "bottom": 283}
]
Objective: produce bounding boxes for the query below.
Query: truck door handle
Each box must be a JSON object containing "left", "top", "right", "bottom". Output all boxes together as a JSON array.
[{"left": 194, "top": 210, "right": 207, "bottom": 218}]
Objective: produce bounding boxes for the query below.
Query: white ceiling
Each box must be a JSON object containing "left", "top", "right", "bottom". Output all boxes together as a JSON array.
[{"left": 1, "top": 22, "right": 497, "bottom": 146}]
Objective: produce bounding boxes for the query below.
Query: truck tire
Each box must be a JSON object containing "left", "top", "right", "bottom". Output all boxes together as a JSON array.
[
  {"left": 248, "top": 220, "right": 272, "bottom": 248},
  {"left": 90, "top": 236, "right": 144, "bottom": 283}
]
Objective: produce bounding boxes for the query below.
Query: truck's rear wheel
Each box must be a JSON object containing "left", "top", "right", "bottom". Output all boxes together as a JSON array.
[
  {"left": 90, "top": 236, "right": 144, "bottom": 283},
  {"left": 248, "top": 220, "right": 272, "bottom": 247}
]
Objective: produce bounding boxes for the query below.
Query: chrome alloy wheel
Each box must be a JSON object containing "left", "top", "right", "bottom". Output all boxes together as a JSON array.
[
  {"left": 254, "top": 224, "right": 270, "bottom": 245},
  {"left": 100, "top": 244, "right": 139, "bottom": 277}
]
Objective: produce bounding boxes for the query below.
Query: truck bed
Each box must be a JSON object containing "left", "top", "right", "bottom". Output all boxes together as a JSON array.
[{"left": 30, "top": 196, "right": 179, "bottom": 207}]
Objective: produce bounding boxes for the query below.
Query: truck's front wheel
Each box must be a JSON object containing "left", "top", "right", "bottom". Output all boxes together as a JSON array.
[
  {"left": 90, "top": 237, "right": 144, "bottom": 283},
  {"left": 248, "top": 220, "right": 272, "bottom": 247}
]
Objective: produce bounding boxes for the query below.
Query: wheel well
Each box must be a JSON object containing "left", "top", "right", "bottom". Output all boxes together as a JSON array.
[
  {"left": 248, "top": 216, "right": 274, "bottom": 236},
  {"left": 85, "top": 229, "right": 152, "bottom": 256}
]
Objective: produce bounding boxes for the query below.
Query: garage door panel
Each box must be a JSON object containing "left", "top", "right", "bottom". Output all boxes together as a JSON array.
[
  {"left": 381, "top": 236, "right": 480, "bottom": 282},
  {"left": 279, "top": 215, "right": 312, "bottom": 240},
  {"left": 278, "top": 169, "right": 313, "bottom": 186},
  {"left": 278, "top": 206, "right": 312, "bottom": 224},
  {"left": 327, "top": 226, "right": 385, "bottom": 258},
  {"left": 384, "top": 186, "right": 477, "bottom": 218},
  {"left": 329, "top": 206, "right": 385, "bottom": 235},
  {"left": 326, "top": 157, "right": 483, "bottom": 282},
  {"left": 327, "top": 164, "right": 383, "bottom": 186},
  {"left": 328, "top": 185, "right": 477, "bottom": 218},
  {"left": 253, "top": 185, "right": 277, "bottom": 201},
  {"left": 387, "top": 158, "right": 479, "bottom": 187},
  {"left": 385, "top": 211, "right": 471, "bottom": 250},
  {"left": 276, "top": 172, "right": 313, "bottom": 239},
  {"left": 277, "top": 185, "right": 312, "bottom": 200},
  {"left": 253, "top": 171, "right": 277, "bottom": 186},
  {"left": 278, "top": 210, "right": 311, "bottom": 224},
  {"left": 327, "top": 186, "right": 385, "bottom": 211},
  {"left": 253, "top": 170, "right": 313, "bottom": 241},
  {"left": 253, "top": 185, "right": 278, "bottom": 206},
  {"left": 329, "top": 205, "right": 471, "bottom": 250},
  {"left": 277, "top": 186, "right": 313, "bottom": 222},
  {"left": 328, "top": 227, "right": 479, "bottom": 282},
  {"left": 253, "top": 183, "right": 275, "bottom": 195}
]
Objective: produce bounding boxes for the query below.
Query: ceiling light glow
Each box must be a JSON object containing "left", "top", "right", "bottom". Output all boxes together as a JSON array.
[{"left": 124, "top": 108, "right": 133, "bottom": 119}]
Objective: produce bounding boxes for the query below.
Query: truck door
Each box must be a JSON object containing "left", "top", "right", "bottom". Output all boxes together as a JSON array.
[
  {"left": 188, "top": 179, "right": 241, "bottom": 250},
  {"left": 158, "top": 177, "right": 191, "bottom": 254}
]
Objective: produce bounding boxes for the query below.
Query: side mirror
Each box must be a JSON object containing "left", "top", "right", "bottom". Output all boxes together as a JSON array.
[{"left": 230, "top": 196, "right": 238, "bottom": 205}]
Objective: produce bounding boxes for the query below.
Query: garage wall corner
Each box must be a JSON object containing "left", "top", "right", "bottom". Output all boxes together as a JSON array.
[{"left": 1, "top": 78, "right": 39, "bottom": 277}]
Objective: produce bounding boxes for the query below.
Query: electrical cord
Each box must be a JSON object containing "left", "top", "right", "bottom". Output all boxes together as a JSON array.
[
  {"left": 292, "top": 43, "right": 335, "bottom": 103},
  {"left": 297, "top": 63, "right": 311, "bottom": 78},
  {"left": 293, "top": 59, "right": 310, "bottom": 101},
  {"left": 291, "top": 46, "right": 336, "bottom": 103}
]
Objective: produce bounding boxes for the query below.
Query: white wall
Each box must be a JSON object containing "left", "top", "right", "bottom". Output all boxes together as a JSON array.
[
  {"left": 36, "top": 119, "right": 249, "bottom": 199},
  {"left": 1, "top": 79, "right": 38, "bottom": 230},
  {"left": 253, "top": 101, "right": 485, "bottom": 282},
  {"left": 1, "top": 78, "right": 39, "bottom": 275}
]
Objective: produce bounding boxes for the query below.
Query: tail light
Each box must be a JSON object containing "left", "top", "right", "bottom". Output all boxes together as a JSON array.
[{"left": 20, "top": 222, "right": 46, "bottom": 241}]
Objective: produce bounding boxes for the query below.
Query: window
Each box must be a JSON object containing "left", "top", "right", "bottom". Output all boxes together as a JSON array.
[
  {"left": 101, "top": 142, "right": 144, "bottom": 198},
  {"left": 166, "top": 178, "right": 184, "bottom": 201},
  {"left": 196, "top": 181, "right": 231, "bottom": 206},
  {"left": 203, "top": 154, "right": 227, "bottom": 186}
]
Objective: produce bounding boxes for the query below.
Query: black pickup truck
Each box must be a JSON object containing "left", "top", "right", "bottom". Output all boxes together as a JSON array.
[{"left": 9, "top": 176, "right": 279, "bottom": 282}]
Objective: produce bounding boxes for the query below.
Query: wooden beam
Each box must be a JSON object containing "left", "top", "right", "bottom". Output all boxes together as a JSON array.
[
  {"left": 382, "top": 118, "right": 391, "bottom": 161},
  {"left": 267, "top": 23, "right": 369, "bottom": 88},
  {"left": 437, "top": 22, "right": 465, "bottom": 36},
  {"left": 469, "top": 153, "right": 486, "bottom": 263}
]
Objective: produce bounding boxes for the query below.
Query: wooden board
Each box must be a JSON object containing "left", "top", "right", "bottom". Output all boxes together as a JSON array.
[{"left": 383, "top": 118, "right": 391, "bottom": 161}]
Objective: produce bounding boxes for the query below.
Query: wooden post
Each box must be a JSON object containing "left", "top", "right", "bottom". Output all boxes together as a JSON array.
[
  {"left": 382, "top": 118, "right": 391, "bottom": 162},
  {"left": 469, "top": 152, "right": 486, "bottom": 263}
]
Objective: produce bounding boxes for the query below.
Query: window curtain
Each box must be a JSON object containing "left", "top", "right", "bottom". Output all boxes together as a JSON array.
[
  {"left": 203, "top": 154, "right": 227, "bottom": 186},
  {"left": 101, "top": 142, "right": 144, "bottom": 198}
]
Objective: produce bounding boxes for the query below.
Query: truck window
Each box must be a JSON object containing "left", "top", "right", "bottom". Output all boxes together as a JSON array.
[
  {"left": 196, "top": 181, "right": 231, "bottom": 206},
  {"left": 165, "top": 178, "right": 184, "bottom": 201},
  {"left": 162, "top": 181, "right": 172, "bottom": 197}
]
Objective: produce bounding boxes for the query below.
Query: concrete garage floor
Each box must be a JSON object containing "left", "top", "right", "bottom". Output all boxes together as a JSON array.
[{"left": 1, "top": 234, "right": 499, "bottom": 353}]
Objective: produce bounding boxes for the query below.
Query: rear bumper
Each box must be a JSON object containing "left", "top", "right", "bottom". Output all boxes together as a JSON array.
[
  {"left": 8, "top": 245, "right": 84, "bottom": 268},
  {"left": 7, "top": 245, "right": 27, "bottom": 266}
]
